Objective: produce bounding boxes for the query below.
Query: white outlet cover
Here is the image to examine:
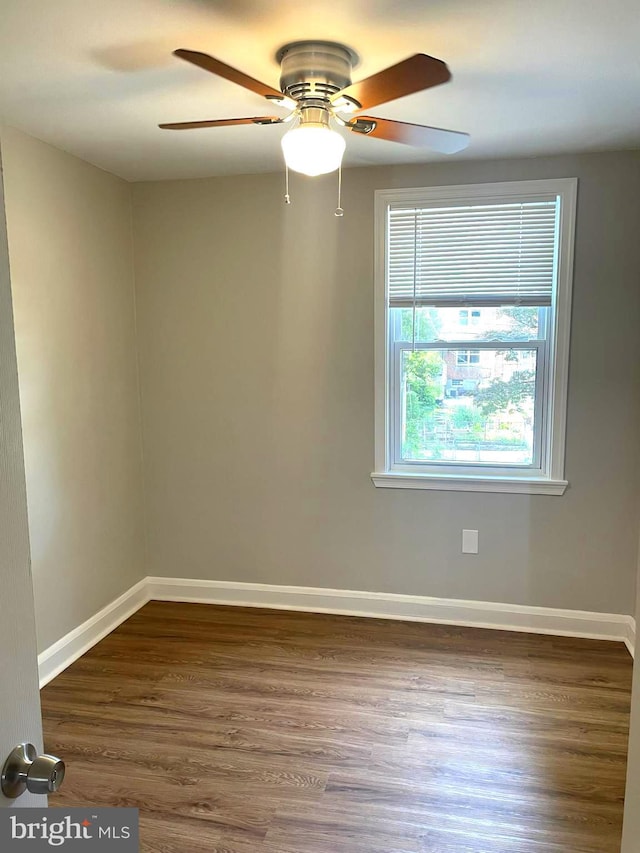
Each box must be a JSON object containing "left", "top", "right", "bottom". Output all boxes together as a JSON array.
[{"left": 462, "top": 529, "right": 479, "bottom": 554}]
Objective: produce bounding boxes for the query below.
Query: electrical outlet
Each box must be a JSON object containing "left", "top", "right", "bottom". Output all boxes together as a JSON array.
[{"left": 462, "top": 529, "right": 479, "bottom": 554}]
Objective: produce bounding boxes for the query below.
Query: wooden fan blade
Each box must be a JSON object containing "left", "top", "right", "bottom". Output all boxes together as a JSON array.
[
  {"left": 348, "top": 116, "right": 469, "bottom": 153},
  {"left": 174, "top": 49, "right": 284, "bottom": 100},
  {"left": 159, "top": 116, "right": 284, "bottom": 130},
  {"left": 332, "top": 54, "right": 451, "bottom": 111}
]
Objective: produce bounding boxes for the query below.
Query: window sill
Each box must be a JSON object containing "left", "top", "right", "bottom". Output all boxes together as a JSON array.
[{"left": 370, "top": 471, "right": 568, "bottom": 495}]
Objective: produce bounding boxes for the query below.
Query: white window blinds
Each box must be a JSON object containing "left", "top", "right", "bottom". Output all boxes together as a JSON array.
[{"left": 387, "top": 199, "right": 559, "bottom": 307}]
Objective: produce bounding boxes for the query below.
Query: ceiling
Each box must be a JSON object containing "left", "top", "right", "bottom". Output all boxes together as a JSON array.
[{"left": 0, "top": 0, "right": 638, "bottom": 182}]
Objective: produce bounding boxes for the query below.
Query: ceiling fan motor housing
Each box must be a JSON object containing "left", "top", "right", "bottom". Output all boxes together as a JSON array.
[{"left": 276, "top": 41, "right": 359, "bottom": 102}]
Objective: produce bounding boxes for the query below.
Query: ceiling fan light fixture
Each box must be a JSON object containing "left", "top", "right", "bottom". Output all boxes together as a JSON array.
[{"left": 281, "top": 124, "right": 346, "bottom": 177}]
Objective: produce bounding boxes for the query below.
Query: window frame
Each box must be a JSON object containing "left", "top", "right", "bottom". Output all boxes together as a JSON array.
[{"left": 372, "top": 178, "right": 577, "bottom": 495}]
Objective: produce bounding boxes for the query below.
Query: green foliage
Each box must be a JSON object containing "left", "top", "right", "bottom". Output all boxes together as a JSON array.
[
  {"left": 402, "top": 351, "right": 442, "bottom": 458},
  {"left": 404, "top": 351, "right": 441, "bottom": 406},
  {"left": 480, "top": 307, "right": 540, "bottom": 341},
  {"left": 475, "top": 370, "right": 535, "bottom": 416},
  {"left": 451, "top": 405, "right": 484, "bottom": 433},
  {"left": 400, "top": 308, "right": 442, "bottom": 342}
]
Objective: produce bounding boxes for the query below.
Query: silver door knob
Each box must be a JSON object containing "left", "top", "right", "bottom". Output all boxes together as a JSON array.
[{"left": 1, "top": 743, "right": 65, "bottom": 799}]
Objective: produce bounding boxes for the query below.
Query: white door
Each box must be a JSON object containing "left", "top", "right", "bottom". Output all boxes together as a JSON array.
[{"left": 0, "top": 149, "right": 46, "bottom": 808}]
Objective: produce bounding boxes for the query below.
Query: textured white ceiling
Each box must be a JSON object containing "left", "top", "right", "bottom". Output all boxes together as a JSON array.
[{"left": 0, "top": 0, "right": 638, "bottom": 181}]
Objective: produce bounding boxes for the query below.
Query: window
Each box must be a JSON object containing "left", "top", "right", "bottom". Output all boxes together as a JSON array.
[
  {"left": 459, "top": 309, "right": 481, "bottom": 326},
  {"left": 456, "top": 350, "right": 480, "bottom": 365},
  {"left": 373, "top": 179, "right": 577, "bottom": 494}
]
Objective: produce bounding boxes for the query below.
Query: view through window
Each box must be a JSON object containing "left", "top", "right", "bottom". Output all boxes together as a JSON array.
[{"left": 391, "top": 306, "right": 545, "bottom": 465}]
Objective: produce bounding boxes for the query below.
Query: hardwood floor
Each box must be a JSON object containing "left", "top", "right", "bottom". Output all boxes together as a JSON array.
[{"left": 41, "top": 601, "right": 633, "bottom": 853}]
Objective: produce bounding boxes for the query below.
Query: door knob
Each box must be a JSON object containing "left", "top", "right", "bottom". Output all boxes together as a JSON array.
[{"left": 1, "top": 743, "right": 65, "bottom": 799}]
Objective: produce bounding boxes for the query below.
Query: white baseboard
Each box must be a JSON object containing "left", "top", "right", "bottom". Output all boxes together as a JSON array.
[
  {"left": 39, "top": 576, "right": 635, "bottom": 686},
  {"left": 37, "top": 578, "right": 149, "bottom": 688},
  {"left": 148, "top": 576, "right": 635, "bottom": 650},
  {"left": 625, "top": 619, "right": 636, "bottom": 659}
]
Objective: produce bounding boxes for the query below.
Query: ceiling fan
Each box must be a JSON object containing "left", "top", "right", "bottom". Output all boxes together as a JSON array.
[{"left": 159, "top": 41, "right": 469, "bottom": 177}]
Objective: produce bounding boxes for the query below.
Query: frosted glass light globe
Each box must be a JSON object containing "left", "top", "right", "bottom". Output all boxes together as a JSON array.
[{"left": 281, "top": 125, "right": 346, "bottom": 176}]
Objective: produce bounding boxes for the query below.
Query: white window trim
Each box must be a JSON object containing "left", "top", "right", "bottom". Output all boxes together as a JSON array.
[{"left": 372, "top": 178, "right": 578, "bottom": 496}]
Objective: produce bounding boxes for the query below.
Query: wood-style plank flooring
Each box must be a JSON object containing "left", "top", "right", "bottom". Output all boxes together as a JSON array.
[{"left": 41, "top": 602, "right": 633, "bottom": 852}]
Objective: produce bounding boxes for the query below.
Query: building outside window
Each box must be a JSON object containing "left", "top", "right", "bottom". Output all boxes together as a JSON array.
[{"left": 373, "top": 178, "right": 577, "bottom": 495}]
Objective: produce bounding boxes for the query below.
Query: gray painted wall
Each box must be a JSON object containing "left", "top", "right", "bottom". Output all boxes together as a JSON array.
[
  {"left": 132, "top": 150, "right": 640, "bottom": 615},
  {"left": 1, "top": 127, "right": 146, "bottom": 652}
]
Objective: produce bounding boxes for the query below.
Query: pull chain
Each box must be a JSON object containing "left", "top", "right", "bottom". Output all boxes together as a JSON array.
[
  {"left": 412, "top": 209, "right": 418, "bottom": 351},
  {"left": 335, "top": 165, "right": 344, "bottom": 217},
  {"left": 284, "top": 164, "right": 291, "bottom": 205}
]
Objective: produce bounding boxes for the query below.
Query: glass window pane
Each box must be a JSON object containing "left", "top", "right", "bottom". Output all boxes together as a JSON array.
[
  {"left": 400, "top": 348, "right": 538, "bottom": 466},
  {"left": 391, "top": 306, "right": 545, "bottom": 343}
]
